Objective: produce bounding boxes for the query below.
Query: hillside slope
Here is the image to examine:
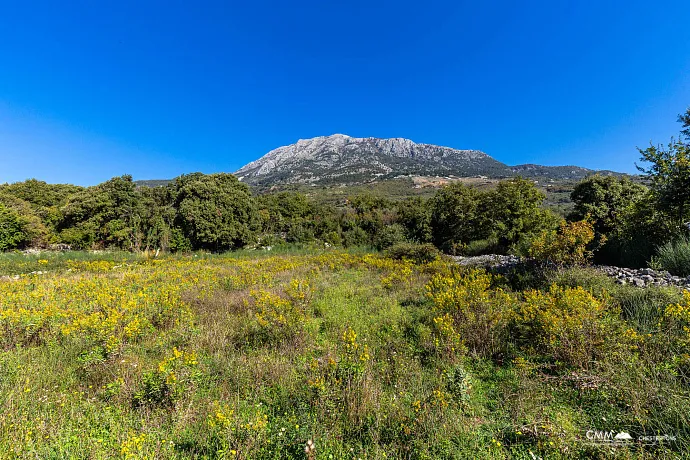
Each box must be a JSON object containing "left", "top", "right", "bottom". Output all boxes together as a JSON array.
[{"left": 234, "top": 134, "right": 609, "bottom": 186}]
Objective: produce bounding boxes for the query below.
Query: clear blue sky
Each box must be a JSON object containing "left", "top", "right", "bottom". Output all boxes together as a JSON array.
[{"left": 1, "top": 1, "right": 689, "bottom": 185}]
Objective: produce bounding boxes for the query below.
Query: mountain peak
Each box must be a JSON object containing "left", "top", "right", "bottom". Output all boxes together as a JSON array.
[
  {"left": 233, "top": 135, "right": 614, "bottom": 187},
  {"left": 235, "top": 135, "right": 505, "bottom": 186}
]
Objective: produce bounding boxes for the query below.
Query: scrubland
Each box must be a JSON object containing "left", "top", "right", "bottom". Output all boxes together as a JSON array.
[{"left": 0, "top": 249, "right": 689, "bottom": 459}]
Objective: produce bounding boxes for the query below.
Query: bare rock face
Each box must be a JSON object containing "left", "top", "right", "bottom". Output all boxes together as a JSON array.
[{"left": 234, "top": 134, "right": 510, "bottom": 186}]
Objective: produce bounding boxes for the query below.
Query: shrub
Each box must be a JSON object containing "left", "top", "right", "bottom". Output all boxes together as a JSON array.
[
  {"left": 444, "top": 365, "right": 472, "bottom": 405},
  {"left": 0, "top": 196, "right": 51, "bottom": 248},
  {"left": 0, "top": 204, "right": 27, "bottom": 250},
  {"left": 528, "top": 219, "right": 596, "bottom": 266},
  {"left": 551, "top": 267, "right": 683, "bottom": 334},
  {"left": 650, "top": 235, "right": 690, "bottom": 277},
  {"left": 245, "top": 288, "right": 308, "bottom": 347},
  {"left": 168, "top": 227, "right": 193, "bottom": 252},
  {"left": 430, "top": 183, "right": 487, "bottom": 252},
  {"left": 462, "top": 237, "right": 500, "bottom": 256},
  {"left": 513, "top": 285, "right": 617, "bottom": 369},
  {"left": 286, "top": 223, "right": 314, "bottom": 243},
  {"left": 322, "top": 230, "right": 342, "bottom": 247},
  {"left": 384, "top": 242, "right": 441, "bottom": 264},
  {"left": 660, "top": 291, "right": 690, "bottom": 381},
  {"left": 485, "top": 177, "right": 555, "bottom": 250},
  {"left": 172, "top": 173, "right": 258, "bottom": 251},
  {"left": 132, "top": 348, "right": 199, "bottom": 408},
  {"left": 426, "top": 269, "right": 514, "bottom": 358},
  {"left": 373, "top": 223, "right": 408, "bottom": 250},
  {"left": 342, "top": 227, "right": 369, "bottom": 247}
]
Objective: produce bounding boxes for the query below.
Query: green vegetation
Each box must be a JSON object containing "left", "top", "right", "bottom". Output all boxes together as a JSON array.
[
  {"left": 1, "top": 107, "right": 690, "bottom": 458},
  {"left": 430, "top": 178, "right": 557, "bottom": 255},
  {"left": 0, "top": 249, "right": 688, "bottom": 458},
  {"left": 383, "top": 242, "right": 441, "bottom": 264},
  {"left": 527, "top": 219, "right": 596, "bottom": 266},
  {"left": 1, "top": 108, "right": 689, "bottom": 272},
  {"left": 651, "top": 235, "right": 690, "bottom": 277},
  {"left": 0, "top": 204, "right": 27, "bottom": 250},
  {"left": 173, "top": 173, "right": 258, "bottom": 251}
]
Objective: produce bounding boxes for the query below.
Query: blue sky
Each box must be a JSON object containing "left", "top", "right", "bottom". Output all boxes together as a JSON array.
[{"left": 1, "top": 1, "right": 689, "bottom": 185}]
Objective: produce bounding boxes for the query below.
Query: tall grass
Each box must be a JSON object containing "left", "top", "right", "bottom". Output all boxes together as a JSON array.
[
  {"left": 0, "top": 250, "right": 142, "bottom": 275},
  {"left": 1, "top": 251, "right": 689, "bottom": 457},
  {"left": 550, "top": 267, "right": 684, "bottom": 333},
  {"left": 651, "top": 235, "right": 690, "bottom": 277}
]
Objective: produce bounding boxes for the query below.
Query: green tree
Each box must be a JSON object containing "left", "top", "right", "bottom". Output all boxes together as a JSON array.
[
  {"left": 430, "top": 183, "right": 488, "bottom": 253},
  {"left": 346, "top": 193, "right": 393, "bottom": 241},
  {"left": 137, "top": 185, "right": 178, "bottom": 251},
  {"left": 257, "top": 192, "right": 316, "bottom": 240},
  {"left": 396, "top": 197, "right": 433, "bottom": 243},
  {"left": 0, "top": 179, "right": 82, "bottom": 242},
  {"left": 609, "top": 193, "right": 679, "bottom": 267},
  {"left": 0, "top": 193, "right": 52, "bottom": 247},
  {"left": 570, "top": 175, "right": 647, "bottom": 235},
  {"left": 637, "top": 108, "right": 690, "bottom": 227},
  {"left": 0, "top": 203, "right": 27, "bottom": 250},
  {"left": 373, "top": 223, "right": 408, "bottom": 250},
  {"left": 485, "top": 177, "right": 556, "bottom": 250},
  {"left": 0, "top": 179, "right": 82, "bottom": 209},
  {"left": 59, "top": 175, "right": 146, "bottom": 249},
  {"left": 569, "top": 175, "right": 650, "bottom": 266},
  {"left": 679, "top": 106, "right": 690, "bottom": 140},
  {"left": 172, "top": 173, "right": 258, "bottom": 251}
]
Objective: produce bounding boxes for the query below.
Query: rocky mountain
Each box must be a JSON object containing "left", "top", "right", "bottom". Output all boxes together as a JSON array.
[{"left": 234, "top": 134, "right": 609, "bottom": 186}]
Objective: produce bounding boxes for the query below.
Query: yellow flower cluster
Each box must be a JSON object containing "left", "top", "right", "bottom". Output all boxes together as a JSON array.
[
  {"left": 67, "top": 259, "right": 120, "bottom": 272},
  {"left": 665, "top": 291, "right": 690, "bottom": 325},
  {"left": 426, "top": 269, "right": 511, "bottom": 358},
  {"left": 249, "top": 286, "right": 310, "bottom": 345},
  {"left": 0, "top": 254, "right": 318, "bottom": 353},
  {"left": 381, "top": 261, "right": 414, "bottom": 290},
  {"left": 207, "top": 402, "right": 235, "bottom": 430},
  {"left": 120, "top": 432, "right": 148, "bottom": 459},
  {"left": 425, "top": 269, "right": 616, "bottom": 368},
  {"left": 285, "top": 277, "right": 313, "bottom": 305},
  {"left": 664, "top": 291, "right": 690, "bottom": 361},
  {"left": 342, "top": 326, "right": 370, "bottom": 363},
  {"left": 0, "top": 273, "right": 187, "bottom": 355},
  {"left": 157, "top": 347, "right": 199, "bottom": 385}
]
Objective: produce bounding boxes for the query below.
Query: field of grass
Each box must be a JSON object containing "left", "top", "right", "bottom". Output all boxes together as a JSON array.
[{"left": 1, "top": 249, "right": 689, "bottom": 458}]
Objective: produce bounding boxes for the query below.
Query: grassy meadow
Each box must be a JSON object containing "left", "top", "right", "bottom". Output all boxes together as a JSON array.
[{"left": 0, "top": 249, "right": 689, "bottom": 458}]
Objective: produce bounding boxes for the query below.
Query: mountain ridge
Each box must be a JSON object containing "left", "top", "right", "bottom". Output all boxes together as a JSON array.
[{"left": 233, "top": 134, "right": 620, "bottom": 186}]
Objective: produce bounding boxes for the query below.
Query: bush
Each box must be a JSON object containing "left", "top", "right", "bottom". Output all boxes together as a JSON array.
[
  {"left": 286, "top": 223, "right": 315, "bottom": 243},
  {"left": 514, "top": 285, "right": 617, "bottom": 369},
  {"left": 528, "top": 219, "right": 596, "bottom": 266},
  {"left": 650, "top": 235, "right": 690, "bottom": 277},
  {"left": 373, "top": 223, "right": 408, "bottom": 250},
  {"left": 132, "top": 348, "right": 199, "bottom": 408},
  {"left": 426, "top": 269, "right": 514, "bottom": 358},
  {"left": 244, "top": 289, "right": 308, "bottom": 347},
  {"left": 342, "top": 226, "right": 369, "bottom": 247},
  {"left": 321, "top": 230, "right": 342, "bottom": 247},
  {"left": 384, "top": 242, "right": 441, "bottom": 264},
  {"left": 550, "top": 267, "right": 683, "bottom": 334},
  {"left": 462, "top": 237, "right": 500, "bottom": 256},
  {"left": 172, "top": 173, "right": 258, "bottom": 251},
  {"left": 0, "top": 204, "right": 27, "bottom": 250}
]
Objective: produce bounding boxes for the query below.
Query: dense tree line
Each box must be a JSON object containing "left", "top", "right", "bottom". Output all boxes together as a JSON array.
[
  {"left": 2, "top": 107, "right": 688, "bottom": 270},
  {"left": 0, "top": 173, "right": 554, "bottom": 256}
]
